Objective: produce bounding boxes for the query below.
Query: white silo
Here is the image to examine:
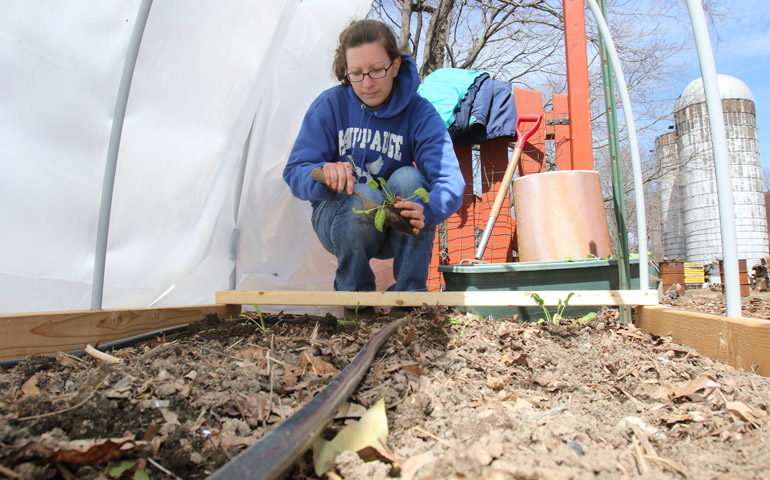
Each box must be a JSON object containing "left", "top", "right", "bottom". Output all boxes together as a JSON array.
[
  {"left": 656, "top": 131, "right": 686, "bottom": 260},
  {"left": 672, "top": 74, "right": 768, "bottom": 268}
]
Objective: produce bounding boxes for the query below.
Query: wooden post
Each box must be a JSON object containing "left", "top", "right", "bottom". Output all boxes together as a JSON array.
[{"left": 563, "top": 0, "right": 593, "bottom": 170}]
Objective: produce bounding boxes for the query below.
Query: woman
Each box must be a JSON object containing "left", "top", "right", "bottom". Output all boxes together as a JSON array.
[{"left": 283, "top": 19, "right": 465, "bottom": 296}]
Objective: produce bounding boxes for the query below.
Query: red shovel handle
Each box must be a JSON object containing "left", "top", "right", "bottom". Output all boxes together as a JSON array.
[{"left": 514, "top": 114, "right": 543, "bottom": 149}]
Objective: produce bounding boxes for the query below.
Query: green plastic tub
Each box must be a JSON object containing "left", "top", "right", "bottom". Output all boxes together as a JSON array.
[{"left": 438, "top": 258, "right": 658, "bottom": 320}]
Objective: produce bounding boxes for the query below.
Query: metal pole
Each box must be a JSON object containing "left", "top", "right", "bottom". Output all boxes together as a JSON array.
[
  {"left": 598, "top": 0, "right": 631, "bottom": 322},
  {"left": 684, "top": 0, "right": 741, "bottom": 317},
  {"left": 229, "top": 123, "right": 254, "bottom": 290},
  {"left": 91, "top": 0, "right": 154, "bottom": 310},
  {"left": 584, "top": 0, "right": 649, "bottom": 289}
]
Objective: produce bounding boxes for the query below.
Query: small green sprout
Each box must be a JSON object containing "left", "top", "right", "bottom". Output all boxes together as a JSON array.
[
  {"left": 531, "top": 292, "right": 574, "bottom": 325},
  {"left": 448, "top": 313, "right": 484, "bottom": 337},
  {"left": 352, "top": 176, "right": 430, "bottom": 232},
  {"left": 107, "top": 460, "right": 150, "bottom": 480},
  {"left": 338, "top": 302, "right": 362, "bottom": 326},
  {"left": 569, "top": 311, "right": 597, "bottom": 327},
  {"left": 239, "top": 304, "right": 267, "bottom": 333}
]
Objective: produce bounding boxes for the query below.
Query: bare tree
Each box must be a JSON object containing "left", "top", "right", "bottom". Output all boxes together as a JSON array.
[
  {"left": 368, "top": 0, "right": 729, "bottom": 258},
  {"left": 420, "top": 0, "right": 456, "bottom": 77},
  {"left": 370, "top": 1, "right": 724, "bottom": 144}
]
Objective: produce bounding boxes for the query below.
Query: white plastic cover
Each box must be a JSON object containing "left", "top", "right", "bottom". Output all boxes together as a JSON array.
[{"left": 0, "top": 0, "right": 374, "bottom": 314}]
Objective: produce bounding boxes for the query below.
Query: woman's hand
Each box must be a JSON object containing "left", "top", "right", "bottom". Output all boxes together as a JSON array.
[
  {"left": 394, "top": 198, "right": 425, "bottom": 235},
  {"left": 322, "top": 162, "right": 355, "bottom": 195}
]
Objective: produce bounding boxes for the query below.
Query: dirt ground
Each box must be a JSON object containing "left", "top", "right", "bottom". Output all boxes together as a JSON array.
[{"left": 1, "top": 288, "right": 769, "bottom": 479}]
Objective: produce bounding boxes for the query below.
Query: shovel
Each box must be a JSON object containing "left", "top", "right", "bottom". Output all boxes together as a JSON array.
[
  {"left": 311, "top": 168, "right": 417, "bottom": 236},
  {"left": 474, "top": 113, "right": 543, "bottom": 260}
]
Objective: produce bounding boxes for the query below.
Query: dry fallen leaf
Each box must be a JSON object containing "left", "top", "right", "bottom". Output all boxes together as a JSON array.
[
  {"left": 400, "top": 451, "right": 436, "bottom": 480},
  {"left": 300, "top": 350, "right": 338, "bottom": 376},
  {"left": 160, "top": 408, "right": 180, "bottom": 425},
  {"left": 312, "top": 398, "right": 390, "bottom": 476},
  {"left": 532, "top": 373, "right": 553, "bottom": 388},
  {"left": 486, "top": 374, "right": 511, "bottom": 390},
  {"left": 20, "top": 376, "right": 40, "bottom": 398},
  {"left": 235, "top": 347, "right": 265, "bottom": 364},
  {"left": 672, "top": 375, "right": 719, "bottom": 402},
  {"left": 726, "top": 401, "right": 767, "bottom": 424},
  {"left": 47, "top": 436, "right": 144, "bottom": 466},
  {"left": 400, "top": 364, "right": 429, "bottom": 377}
]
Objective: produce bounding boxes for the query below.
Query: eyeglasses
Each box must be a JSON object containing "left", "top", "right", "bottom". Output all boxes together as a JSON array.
[{"left": 345, "top": 60, "right": 395, "bottom": 82}]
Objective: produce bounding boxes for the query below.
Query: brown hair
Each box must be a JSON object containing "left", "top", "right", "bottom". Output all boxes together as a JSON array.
[{"left": 333, "top": 19, "right": 401, "bottom": 87}]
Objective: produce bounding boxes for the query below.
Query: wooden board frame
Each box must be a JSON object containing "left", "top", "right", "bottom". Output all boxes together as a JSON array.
[
  {"left": 635, "top": 305, "right": 770, "bottom": 377},
  {"left": 215, "top": 289, "right": 658, "bottom": 308},
  {"left": 3, "top": 294, "right": 768, "bottom": 378},
  {"left": 0, "top": 304, "right": 240, "bottom": 361}
]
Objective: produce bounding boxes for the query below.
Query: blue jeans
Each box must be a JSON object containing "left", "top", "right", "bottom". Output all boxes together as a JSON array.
[{"left": 312, "top": 167, "right": 436, "bottom": 292}]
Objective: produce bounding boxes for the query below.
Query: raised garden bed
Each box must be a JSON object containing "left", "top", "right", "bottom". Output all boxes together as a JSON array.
[{"left": 1, "top": 291, "right": 769, "bottom": 479}]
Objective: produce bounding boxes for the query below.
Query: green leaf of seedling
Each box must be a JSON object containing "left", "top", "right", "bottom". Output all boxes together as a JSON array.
[
  {"left": 107, "top": 461, "right": 150, "bottom": 480},
  {"left": 531, "top": 293, "right": 545, "bottom": 307},
  {"left": 374, "top": 208, "right": 386, "bottom": 232},
  {"left": 554, "top": 292, "right": 574, "bottom": 322},
  {"left": 352, "top": 207, "right": 365, "bottom": 214},
  {"left": 414, "top": 187, "right": 430, "bottom": 203},
  {"left": 367, "top": 178, "right": 379, "bottom": 190},
  {"left": 570, "top": 311, "right": 597, "bottom": 327},
  {"left": 377, "top": 177, "right": 387, "bottom": 188},
  {"left": 108, "top": 461, "right": 134, "bottom": 477},
  {"left": 531, "top": 293, "right": 552, "bottom": 323}
]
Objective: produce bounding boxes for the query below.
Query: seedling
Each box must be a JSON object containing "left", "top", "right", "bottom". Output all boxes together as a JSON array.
[
  {"left": 448, "top": 313, "right": 484, "bottom": 337},
  {"left": 531, "top": 292, "right": 574, "bottom": 325},
  {"left": 569, "top": 311, "right": 598, "bottom": 327},
  {"left": 107, "top": 460, "right": 149, "bottom": 480},
  {"left": 239, "top": 304, "right": 267, "bottom": 333},
  {"left": 338, "top": 302, "right": 362, "bottom": 326},
  {"left": 352, "top": 176, "right": 429, "bottom": 233},
  {"left": 531, "top": 293, "right": 599, "bottom": 326}
]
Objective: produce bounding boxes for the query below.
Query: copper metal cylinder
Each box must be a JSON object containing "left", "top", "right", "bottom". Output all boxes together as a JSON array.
[
  {"left": 513, "top": 170, "right": 611, "bottom": 262},
  {"left": 659, "top": 260, "right": 686, "bottom": 295}
]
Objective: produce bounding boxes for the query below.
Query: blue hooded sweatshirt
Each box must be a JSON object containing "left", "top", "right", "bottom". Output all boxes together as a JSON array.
[{"left": 283, "top": 54, "right": 465, "bottom": 228}]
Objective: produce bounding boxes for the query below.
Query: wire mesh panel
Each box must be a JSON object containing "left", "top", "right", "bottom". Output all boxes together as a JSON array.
[
  {"left": 427, "top": 138, "right": 517, "bottom": 291},
  {"left": 425, "top": 87, "right": 549, "bottom": 292}
]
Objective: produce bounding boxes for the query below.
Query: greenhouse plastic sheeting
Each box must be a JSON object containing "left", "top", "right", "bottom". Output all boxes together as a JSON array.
[{"left": 0, "top": 0, "right": 375, "bottom": 314}]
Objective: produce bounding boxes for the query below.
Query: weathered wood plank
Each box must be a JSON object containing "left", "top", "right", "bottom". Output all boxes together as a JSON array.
[
  {"left": 635, "top": 305, "right": 770, "bottom": 377},
  {"left": 0, "top": 304, "right": 241, "bottom": 361},
  {"left": 216, "top": 290, "right": 658, "bottom": 307}
]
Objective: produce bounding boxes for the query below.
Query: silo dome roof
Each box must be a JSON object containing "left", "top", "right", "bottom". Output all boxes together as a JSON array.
[{"left": 674, "top": 74, "right": 754, "bottom": 111}]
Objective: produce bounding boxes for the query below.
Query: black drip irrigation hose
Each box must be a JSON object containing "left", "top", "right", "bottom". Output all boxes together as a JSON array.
[{"left": 207, "top": 316, "right": 407, "bottom": 480}]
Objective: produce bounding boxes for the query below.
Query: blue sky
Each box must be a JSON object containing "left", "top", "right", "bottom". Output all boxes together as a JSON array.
[{"left": 676, "top": 1, "right": 770, "bottom": 172}]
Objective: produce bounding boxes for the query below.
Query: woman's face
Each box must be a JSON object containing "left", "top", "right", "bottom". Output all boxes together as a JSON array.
[{"left": 345, "top": 41, "right": 401, "bottom": 109}]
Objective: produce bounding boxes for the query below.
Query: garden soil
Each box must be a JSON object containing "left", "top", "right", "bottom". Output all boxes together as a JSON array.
[{"left": 1, "top": 288, "right": 769, "bottom": 479}]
